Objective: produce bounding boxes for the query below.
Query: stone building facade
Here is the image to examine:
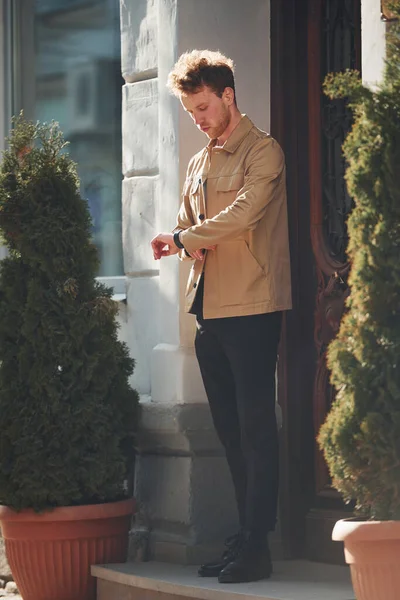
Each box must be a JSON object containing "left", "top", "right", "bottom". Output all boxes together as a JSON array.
[
  {"left": 0, "top": 0, "right": 389, "bottom": 565},
  {"left": 118, "top": 0, "right": 389, "bottom": 564}
]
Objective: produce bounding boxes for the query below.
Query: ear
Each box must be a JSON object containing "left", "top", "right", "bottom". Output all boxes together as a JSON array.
[{"left": 223, "top": 87, "right": 235, "bottom": 106}]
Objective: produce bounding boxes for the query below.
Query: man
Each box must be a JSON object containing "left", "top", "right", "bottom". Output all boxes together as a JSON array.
[{"left": 151, "top": 50, "right": 292, "bottom": 584}]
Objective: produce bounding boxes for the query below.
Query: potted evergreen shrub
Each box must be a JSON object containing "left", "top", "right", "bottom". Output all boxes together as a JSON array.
[
  {"left": 318, "top": 3, "right": 400, "bottom": 599},
  {"left": 0, "top": 115, "right": 139, "bottom": 600}
]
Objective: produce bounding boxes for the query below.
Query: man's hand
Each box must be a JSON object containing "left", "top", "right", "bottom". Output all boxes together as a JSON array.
[
  {"left": 151, "top": 232, "right": 216, "bottom": 261},
  {"left": 151, "top": 233, "right": 179, "bottom": 260},
  {"left": 188, "top": 246, "right": 216, "bottom": 261}
]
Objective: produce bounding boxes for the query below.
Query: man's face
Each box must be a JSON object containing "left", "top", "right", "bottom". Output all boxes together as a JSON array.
[{"left": 180, "top": 86, "right": 232, "bottom": 140}]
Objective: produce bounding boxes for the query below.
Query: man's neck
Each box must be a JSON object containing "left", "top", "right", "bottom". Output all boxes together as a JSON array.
[{"left": 216, "top": 109, "right": 243, "bottom": 146}]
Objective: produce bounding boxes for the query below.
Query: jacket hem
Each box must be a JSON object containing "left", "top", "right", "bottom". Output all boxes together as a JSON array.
[{"left": 185, "top": 300, "right": 293, "bottom": 319}]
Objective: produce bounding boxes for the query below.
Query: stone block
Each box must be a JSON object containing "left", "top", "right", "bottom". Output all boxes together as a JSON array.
[
  {"left": 135, "top": 455, "right": 191, "bottom": 524},
  {"left": 123, "top": 276, "right": 159, "bottom": 395},
  {"left": 122, "top": 80, "right": 158, "bottom": 176},
  {"left": 122, "top": 176, "right": 158, "bottom": 274},
  {"left": 190, "top": 456, "right": 237, "bottom": 543},
  {"left": 136, "top": 401, "right": 222, "bottom": 455},
  {"left": 120, "top": 0, "right": 158, "bottom": 83},
  {"left": 151, "top": 344, "right": 206, "bottom": 404}
]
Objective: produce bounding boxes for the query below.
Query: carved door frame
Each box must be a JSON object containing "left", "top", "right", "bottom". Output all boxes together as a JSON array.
[{"left": 271, "top": 0, "right": 361, "bottom": 561}]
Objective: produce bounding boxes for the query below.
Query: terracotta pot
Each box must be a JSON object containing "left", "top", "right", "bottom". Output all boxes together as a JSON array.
[
  {"left": 333, "top": 518, "right": 400, "bottom": 600},
  {"left": 0, "top": 497, "right": 135, "bottom": 600}
]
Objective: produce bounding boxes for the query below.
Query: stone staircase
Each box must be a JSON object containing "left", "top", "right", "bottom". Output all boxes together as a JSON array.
[{"left": 92, "top": 560, "right": 355, "bottom": 600}]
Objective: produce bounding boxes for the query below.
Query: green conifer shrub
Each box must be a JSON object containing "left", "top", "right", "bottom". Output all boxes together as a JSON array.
[
  {"left": 0, "top": 115, "right": 139, "bottom": 511},
  {"left": 318, "top": 2, "right": 400, "bottom": 520}
]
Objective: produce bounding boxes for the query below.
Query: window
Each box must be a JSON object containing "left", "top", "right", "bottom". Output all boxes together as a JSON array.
[
  {"left": 6, "top": 0, "right": 124, "bottom": 276},
  {"left": 1, "top": 0, "right": 16, "bottom": 150}
]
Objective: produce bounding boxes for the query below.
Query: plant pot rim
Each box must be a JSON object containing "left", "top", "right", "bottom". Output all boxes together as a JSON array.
[
  {"left": 333, "top": 517, "right": 400, "bottom": 542},
  {"left": 0, "top": 496, "right": 135, "bottom": 523}
]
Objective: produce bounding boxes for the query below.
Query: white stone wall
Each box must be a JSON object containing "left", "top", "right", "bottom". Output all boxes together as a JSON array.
[
  {"left": 120, "top": 0, "right": 160, "bottom": 396},
  {"left": 120, "top": 0, "right": 158, "bottom": 83},
  {"left": 362, "top": 0, "right": 387, "bottom": 86}
]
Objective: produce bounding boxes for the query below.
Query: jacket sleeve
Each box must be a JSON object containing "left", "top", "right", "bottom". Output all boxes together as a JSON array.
[
  {"left": 179, "top": 137, "right": 285, "bottom": 254},
  {"left": 172, "top": 168, "right": 196, "bottom": 261}
]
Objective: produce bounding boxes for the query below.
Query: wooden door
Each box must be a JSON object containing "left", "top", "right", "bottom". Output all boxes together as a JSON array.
[{"left": 271, "top": 0, "right": 361, "bottom": 562}]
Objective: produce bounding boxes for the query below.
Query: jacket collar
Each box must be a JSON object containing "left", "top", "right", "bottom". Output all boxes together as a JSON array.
[{"left": 207, "top": 114, "right": 253, "bottom": 154}]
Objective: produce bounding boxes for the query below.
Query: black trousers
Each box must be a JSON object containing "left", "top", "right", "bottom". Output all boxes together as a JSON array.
[{"left": 195, "top": 311, "right": 282, "bottom": 535}]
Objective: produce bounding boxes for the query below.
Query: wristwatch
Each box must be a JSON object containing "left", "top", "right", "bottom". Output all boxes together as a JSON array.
[
  {"left": 173, "top": 230, "right": 191, "bottom": 257},
  {"left": 173, "top": 230, "right": 185, "bottom": 249}
]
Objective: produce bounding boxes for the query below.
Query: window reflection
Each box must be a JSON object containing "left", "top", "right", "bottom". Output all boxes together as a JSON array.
[{"left": 34, "top": 0, "right": 123, "bottom": 276}]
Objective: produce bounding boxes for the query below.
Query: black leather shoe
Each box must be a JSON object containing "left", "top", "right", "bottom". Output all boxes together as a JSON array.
[
  {"left": 198, "top": 531, "right": 245, "bottom": 577},
  {"left": 218, "top": 533, "right": 272, "bottom": 583}
]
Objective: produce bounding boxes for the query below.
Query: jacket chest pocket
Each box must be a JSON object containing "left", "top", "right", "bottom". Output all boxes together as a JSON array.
[{"left": 213, "top": 172, "right": 244, "bottom": 213}]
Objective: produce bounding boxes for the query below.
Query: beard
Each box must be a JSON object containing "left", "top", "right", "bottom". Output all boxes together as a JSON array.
[{"left": 205, "top": 107, "right": 231, "bottom": 140}]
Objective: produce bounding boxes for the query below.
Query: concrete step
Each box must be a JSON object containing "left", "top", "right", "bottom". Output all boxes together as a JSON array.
[{"left": 92, "top": 560, "right": 355, "bottom": 600}]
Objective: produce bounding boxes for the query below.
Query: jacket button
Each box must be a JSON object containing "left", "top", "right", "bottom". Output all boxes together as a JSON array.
[
  {"left": 193, "top": 283, "right": 197, "bottom": 288},
  {"left": 199, "top": 213, "right": 205, "bottom": 220}
]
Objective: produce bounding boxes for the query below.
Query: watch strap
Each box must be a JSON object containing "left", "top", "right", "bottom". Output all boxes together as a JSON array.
[{"left": 173, "top": 230, "right": 185, "bottom": 249}]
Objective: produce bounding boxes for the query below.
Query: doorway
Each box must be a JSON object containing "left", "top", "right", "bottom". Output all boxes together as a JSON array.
[{"left": 271, "top": 0, "right": 361, "bottom": 563}]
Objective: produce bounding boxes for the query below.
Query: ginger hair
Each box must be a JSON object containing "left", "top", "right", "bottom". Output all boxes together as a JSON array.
[{"left": 167, "top": 50, "right": 236, "bottom": 100}]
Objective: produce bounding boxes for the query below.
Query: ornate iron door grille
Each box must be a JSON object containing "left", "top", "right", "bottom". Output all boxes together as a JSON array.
[
  {"left": 321, "top": 0, "right": 360, "bottom": 263},
  {"left": 308, "top": 0, "right": 361, "bottom": 497}
]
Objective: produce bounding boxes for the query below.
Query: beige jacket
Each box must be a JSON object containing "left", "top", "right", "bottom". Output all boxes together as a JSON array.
[{"left": 175, "top": 115, "right": 292, "bottom": 319}]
